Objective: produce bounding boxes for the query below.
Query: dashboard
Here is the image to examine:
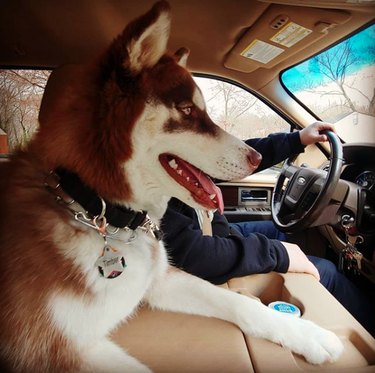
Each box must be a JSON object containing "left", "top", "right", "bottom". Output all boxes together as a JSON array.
[
  {"left": 219, "top": 172, "right": 276, "bottom": 223},
  {"left": 341, "top": 144, "right": 375, "bottom": 184},
  {"left": 339, "top": 144, "right": 375, "bottom": 236},
  {"left": 325, "top": 143, "right": 375, "bottom": 283},
  {"left": 355, "top": 170, "right": 375, "bottom": 190},
  {"left": 220, "top": 143, "right": 375, "bottom": 283}
]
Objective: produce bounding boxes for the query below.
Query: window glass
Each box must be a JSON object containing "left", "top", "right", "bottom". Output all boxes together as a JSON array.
[
  {"left": 194, "top": 77, "right": 290, "bottom": 139},
  {"left": 194, "top": 76, "right": 291, "bottom": 175},
  {"left": 281, "top": 24, "right": 375, "bottom": 143},
  {"left": 0, "top": 71, "right": 291, "bottom": 160},
  {"left": 0, "top": 69, "right": 50, "bottom": 153}
]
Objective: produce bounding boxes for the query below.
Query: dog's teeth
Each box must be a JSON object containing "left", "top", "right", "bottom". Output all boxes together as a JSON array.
[
  {"left": 177, "top": 170, "right": 182, "bottom": 175},
  {"left": 168, "top": 159, "right": 178, "bottom": 169},
  {"left": 209, "top": 194, "right": 216, "bottom": 200},
  {"left": 186, "top": 177, "right": 190, "bottom": 181}
]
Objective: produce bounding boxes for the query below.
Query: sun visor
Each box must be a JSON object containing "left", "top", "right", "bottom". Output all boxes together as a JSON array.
[{"left": 224, "top": 5, "right": 351, "bottom": 73}]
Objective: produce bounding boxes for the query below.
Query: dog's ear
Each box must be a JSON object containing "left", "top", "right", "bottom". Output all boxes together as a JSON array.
[
  {"left": 107, "top": 1, "right": 171, "bottom": 77},
  {"left": 128, "top": 1, "right": 171, "bottom": 73},
  {"left": 174, "top": 47, "right": 190, "bottom": 67}
]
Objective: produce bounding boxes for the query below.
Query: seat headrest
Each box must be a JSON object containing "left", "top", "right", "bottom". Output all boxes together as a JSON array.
[{"left": 38, "top": 64, "right": 86, "bottom": 127}]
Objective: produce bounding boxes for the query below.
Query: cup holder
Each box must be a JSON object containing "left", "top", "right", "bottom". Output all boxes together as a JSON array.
[
  {"left": 228, "top": 272, "right": 375, "bottom": 371},
  {"left": 229, "top": 272, "right": 305, "bottom": 316}
]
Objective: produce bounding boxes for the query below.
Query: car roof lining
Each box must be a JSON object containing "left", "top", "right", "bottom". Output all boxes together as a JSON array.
[{"left": 0, "top": 0, "right": 374, "bottom": 91}]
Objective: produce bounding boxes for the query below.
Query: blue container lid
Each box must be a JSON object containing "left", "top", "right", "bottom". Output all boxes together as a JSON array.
[{"left": 268, "top": 301, "right": 301, "bottom": 317}]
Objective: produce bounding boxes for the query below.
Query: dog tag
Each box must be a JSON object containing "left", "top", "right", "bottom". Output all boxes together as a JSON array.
[{"left": 95, "top": 245, "right": 126, "bottom": 279}]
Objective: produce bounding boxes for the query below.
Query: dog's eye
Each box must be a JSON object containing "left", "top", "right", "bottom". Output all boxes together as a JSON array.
[
  {"left": 177, "top": 102, "right": 193, "bottom": 116},
  {"left": 181, "top": 107, "right": 192, "bottom": 115}
]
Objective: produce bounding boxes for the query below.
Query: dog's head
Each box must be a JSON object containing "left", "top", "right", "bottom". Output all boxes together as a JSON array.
[{"left": 37, "top": 1, "right": 261, "bottom": 217}]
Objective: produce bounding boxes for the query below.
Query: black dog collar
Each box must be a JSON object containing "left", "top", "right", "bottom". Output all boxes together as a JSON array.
[{"left": 54, "top": 168, "right": 148, "bottom": 231}]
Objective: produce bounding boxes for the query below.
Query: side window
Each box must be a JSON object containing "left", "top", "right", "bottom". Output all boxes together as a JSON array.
[
  {"left": 0, "top": 69, "right": 50, "bottom": 154},
  {"left": 194, "top": 77, "right": 290, "bottom": 139},
  {"left": 0, "top": 71, "right": 291, "bottom": 163},
  {"left": 194, "top": 76, "right": 291, "bottom": 172}
]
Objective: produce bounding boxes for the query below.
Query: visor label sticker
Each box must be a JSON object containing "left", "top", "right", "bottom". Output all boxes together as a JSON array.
[
  {"left": 271, "top": 22, "right": 312, "bottom": 48},
  {"left": 241, "top": 39, "right": 284, "bottom": 64}
]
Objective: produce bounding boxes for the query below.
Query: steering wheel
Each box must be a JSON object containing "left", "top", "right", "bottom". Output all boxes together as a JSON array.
[{"left": 272, "top": 131, "right": 343, "bottom": 232}]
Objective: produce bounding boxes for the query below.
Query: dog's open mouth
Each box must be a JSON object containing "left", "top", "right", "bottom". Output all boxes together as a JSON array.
[{"left": 159, "top": 154, "right": 224, "bottom": 214}]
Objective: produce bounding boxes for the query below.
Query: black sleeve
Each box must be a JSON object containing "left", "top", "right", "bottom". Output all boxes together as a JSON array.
[
  {"left": 161, "top": 199, "right": 289, "bottom": 285},
  {"left": 246, "top": 131, "right": 305, "bottom": 172}
]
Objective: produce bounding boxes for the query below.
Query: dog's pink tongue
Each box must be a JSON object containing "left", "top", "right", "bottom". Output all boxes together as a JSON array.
[
  {"left": 180, "top": 159, "right": 224, "bottom": 214},
  {"left": 159, "top": 154, "right": 225, "bottom": 214}
]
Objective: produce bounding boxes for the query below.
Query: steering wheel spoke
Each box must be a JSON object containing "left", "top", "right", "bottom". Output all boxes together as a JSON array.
[{"left": 282, "top": 163, "right": 300, "bottom": 180}]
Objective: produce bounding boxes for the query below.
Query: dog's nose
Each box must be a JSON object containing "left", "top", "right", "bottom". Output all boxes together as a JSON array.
[{"left": 247, "top": 150, "right": 262, "bottom": 168}]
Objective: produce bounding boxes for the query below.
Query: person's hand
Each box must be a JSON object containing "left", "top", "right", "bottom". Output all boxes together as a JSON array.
[
  {"left": 281, "top": 241, "right": 320, "bottom": 281},
  {"left": 299, "top": 121, "right": 336, "bottom": 146}
]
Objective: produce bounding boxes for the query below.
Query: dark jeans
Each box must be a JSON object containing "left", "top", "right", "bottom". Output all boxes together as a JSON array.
[{"left": 230, "top": 220, "right": 375, "bottom": 336}]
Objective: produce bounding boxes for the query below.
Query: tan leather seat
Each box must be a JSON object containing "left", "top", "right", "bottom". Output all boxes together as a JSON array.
[{"left": 112, "top": 273, "right": 375, "bottom": 372}]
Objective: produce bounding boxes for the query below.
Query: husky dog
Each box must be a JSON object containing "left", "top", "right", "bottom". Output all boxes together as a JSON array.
[{"left": 0, "top": 1, "right": 343, "bottom": 372}]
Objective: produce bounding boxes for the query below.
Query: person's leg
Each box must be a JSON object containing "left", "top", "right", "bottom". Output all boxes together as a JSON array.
[
  {"left": 229, "top": 220, "right": 287, "bottom": 240},
  {"left": 308, "top": 255, "right": 375, "bottom": 337}
]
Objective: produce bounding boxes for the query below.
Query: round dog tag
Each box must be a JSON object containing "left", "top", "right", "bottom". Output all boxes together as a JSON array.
[{"left": 95, "top": 245, "right": 126, "bottom": 279}]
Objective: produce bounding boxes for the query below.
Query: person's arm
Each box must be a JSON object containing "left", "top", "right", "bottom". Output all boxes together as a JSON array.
[
  {"left": 161, "top": 199, "right": 289, "bottom": 285},
  {"left": 246, "top": 131, "right": 303, "bottom": 172},
  {"left": 246, "top": 121, "right": 336, "bottom": 172}
]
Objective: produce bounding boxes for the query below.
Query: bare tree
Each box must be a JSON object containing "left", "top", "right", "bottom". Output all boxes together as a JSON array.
[
  {"left": 196, "top": 77, "right": 289, "bottom": 139},
  {"left": 205, "top": 80, "right": 258, "bottom": 132},
  {"left": 311, "top": 40, "right": 375, "bottom": 115},
  {"left": 0, "top": 69, "right": 49, "bottom": 150}
]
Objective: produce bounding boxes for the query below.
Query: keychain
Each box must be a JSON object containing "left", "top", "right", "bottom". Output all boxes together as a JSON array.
[{"left": 339, "top": 215, "right": 364, "bottom": 275}]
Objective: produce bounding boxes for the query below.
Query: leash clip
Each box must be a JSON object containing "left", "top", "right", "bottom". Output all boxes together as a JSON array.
[
  {"left": 140, "top": 215, "right": 163, "bottom": 241},
  {"left": 93, "top": 197, "right": 108, "bottom": 238}
]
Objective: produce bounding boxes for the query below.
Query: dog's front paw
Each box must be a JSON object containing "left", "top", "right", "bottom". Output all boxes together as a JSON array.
[
  {"left": 303, "top": 324, "right": 344, "bottom": 364},
  {"left": 286, "top": 319, "right": 344, "bottom": 365}
]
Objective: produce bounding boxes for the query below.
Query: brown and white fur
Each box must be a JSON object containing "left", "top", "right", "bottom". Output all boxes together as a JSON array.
[{"left": 0, "top": 2, "right": 343, "bottom": 372}]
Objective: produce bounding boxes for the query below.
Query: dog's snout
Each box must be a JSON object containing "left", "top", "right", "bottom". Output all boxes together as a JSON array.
[{"left": 247, "top": 149, "right": 262, "bottom": 168}]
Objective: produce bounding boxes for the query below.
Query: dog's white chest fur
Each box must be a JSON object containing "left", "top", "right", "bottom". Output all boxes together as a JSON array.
[{"left": 48, "top": 227, "right": 167, "bottom": 348}]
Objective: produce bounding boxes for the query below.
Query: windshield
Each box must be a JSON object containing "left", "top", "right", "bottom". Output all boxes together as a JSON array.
[{"left": 281, "top": 23, "right": 375, "bottom": 144}]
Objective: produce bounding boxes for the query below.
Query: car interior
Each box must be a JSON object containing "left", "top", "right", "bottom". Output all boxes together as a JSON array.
[{"left": 1, "top": 0, "right": 375, "bottom": 372}]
